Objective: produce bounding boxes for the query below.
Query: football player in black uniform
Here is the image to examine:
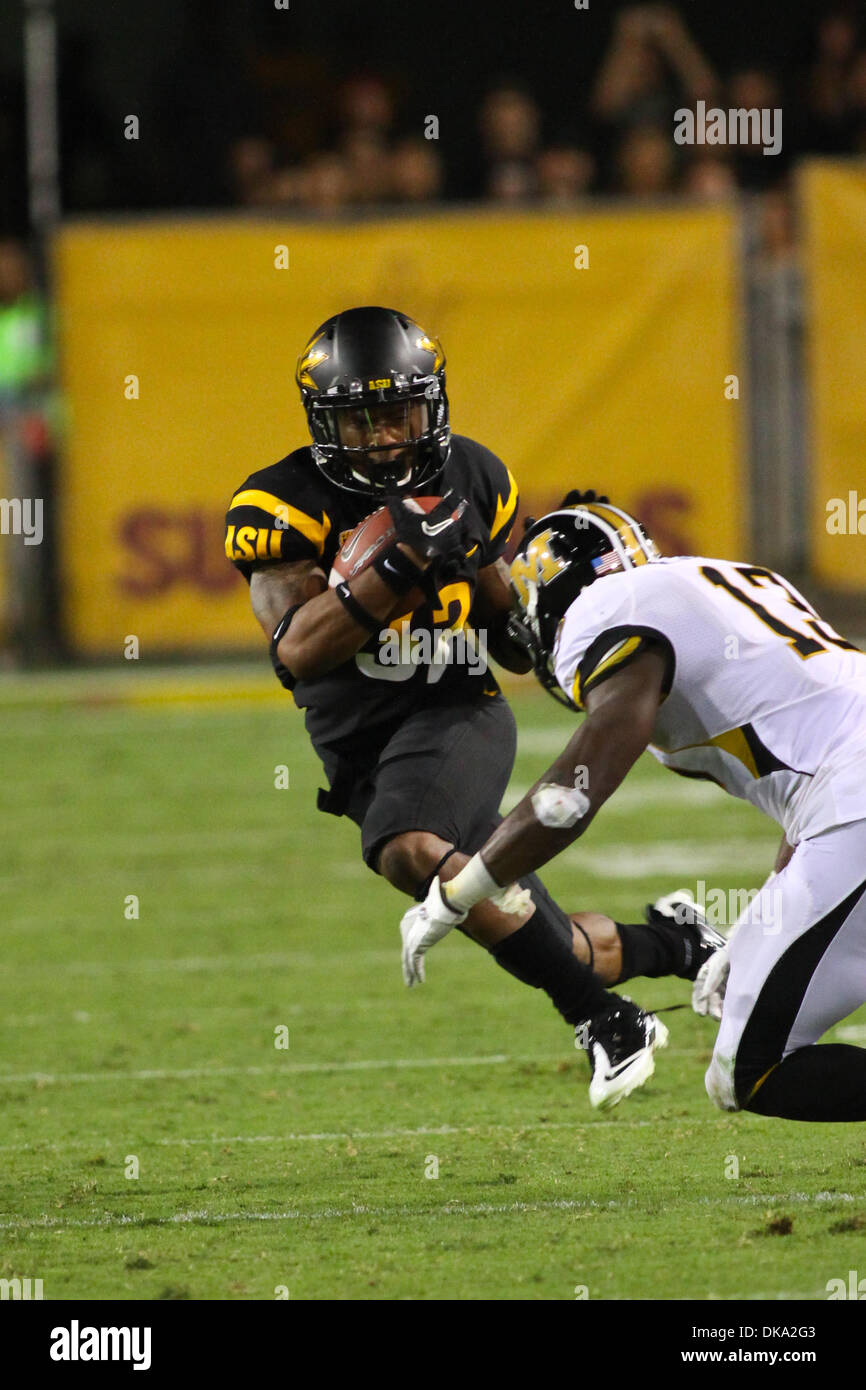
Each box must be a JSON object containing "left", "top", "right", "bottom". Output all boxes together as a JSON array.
[{"left": 225, "top": 306, "right": 721, "bottom": 1107}]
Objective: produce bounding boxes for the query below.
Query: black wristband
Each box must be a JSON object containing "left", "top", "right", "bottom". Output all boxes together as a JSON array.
[
  {"left": 271, "top": 603, "right": 301, "bottom": 649},
  {"left": 334, "top": 581, "right": 381, "bottom": 634},
  {"left": 372, "top": 545, "right": 427, "bottom": 597},
  {"left": 269, "top": 603, "right": 302, "bottom": 691}
]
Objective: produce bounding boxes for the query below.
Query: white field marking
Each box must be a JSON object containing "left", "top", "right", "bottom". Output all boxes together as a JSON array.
[
  {"left": 0, "top": 1053, "right": 515, "bottom": 1084},
  {"left": 836, "top": 1024, "right": 866, "bottom": 1042},
  {"left": 0, "top": 1191, "right": 857, "bottom": 1235},
  {"left": 333, "top": 860, "right": 372, "bottom": 878},
  {"left": 0, "top": 1118, "right": 660, "bottom": 1154},
  {"left": 562, "top": 842, "right": 777, "bottom": 879},
  {"left": 1, "top": 948, "right": 404, "bottom": 978},
  {"left": 717, "top": 1289, "right": 829, "bottom": 1302},
  {"left": 515, "top": 729, "right": 583, "bottom": 756},
  {"left": 0, "top": 999, "right": 397, "bottom": 1028},
  {"left": 501, "top": 779, "right": 721, "bottom": 815},
  {"left": 2, "top": 824, "right": 303, "bottom": 858},
  {"left": 0, "top": 1048, "right": 704, "bottom": 1085}
]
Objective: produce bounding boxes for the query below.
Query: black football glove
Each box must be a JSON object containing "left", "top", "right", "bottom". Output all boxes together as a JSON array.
[
  {"left": 386, "top": 491, "right": 481, "bottom": 570},
  {"left": 504, "top": 612, "right": 536, "bottom": 664},
  {"left": 560, "top": 488, "right": 610, "bottom": 507}
]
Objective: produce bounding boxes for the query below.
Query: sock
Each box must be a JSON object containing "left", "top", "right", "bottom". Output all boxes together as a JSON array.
[
  {"left": 616, "top": 918, "right": 692, "bottom": 982},
  {"left": 492, "top": 914, "right": 614, "bottom": 1025},
  {"left": 743, "top": 1045, "right": 866, "bottom": 1122}
]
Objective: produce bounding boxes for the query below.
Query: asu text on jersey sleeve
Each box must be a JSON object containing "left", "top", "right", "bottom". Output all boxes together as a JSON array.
[{"left": 225, "top": 454, "right": 332, "bottom": 580}]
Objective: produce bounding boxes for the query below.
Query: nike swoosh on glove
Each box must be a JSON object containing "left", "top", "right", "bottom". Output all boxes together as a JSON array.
[{"left": 387, "top": 491, "right": 480, "bottom": 567}]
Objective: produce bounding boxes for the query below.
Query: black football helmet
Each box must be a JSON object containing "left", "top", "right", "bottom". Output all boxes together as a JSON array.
[
  {"left": 295, "top": 306, "right": 450, "bottom": 496},
  {"left": 510, "top": 498, "right": 660, "bottom": 707}
]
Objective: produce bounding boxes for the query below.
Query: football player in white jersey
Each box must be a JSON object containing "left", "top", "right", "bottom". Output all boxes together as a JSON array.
[{"left": 400, "top": 492, "right": 866, "bottom": 1116}]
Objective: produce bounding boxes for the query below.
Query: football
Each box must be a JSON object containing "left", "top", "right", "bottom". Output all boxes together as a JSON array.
[{"left": 328, "top": 496, "right": 443, "bottom": 616}]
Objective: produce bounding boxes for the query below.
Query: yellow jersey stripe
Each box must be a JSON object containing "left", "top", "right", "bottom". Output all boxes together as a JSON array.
[
  {"left": 228, "top": 491, "right": 330, "bottom": 553},
  {"left": 578, "top": 635, "right": 643, "bottom": 705},
  {"left": 673, "top": 725, "right": 761, "bottom": 779},
  {"left": 707, "top": 727, "right": 760, "bottom": 779},
  {"left": 489, "top": 469, "right": 519, "bottom": 542}
]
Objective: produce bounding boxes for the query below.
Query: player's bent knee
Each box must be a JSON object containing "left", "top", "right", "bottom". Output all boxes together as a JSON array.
[
  {"left": 704, "top": 1053, "right": 741, "bottom": 1112},
  {"left": 377, "top": 831, "right": 454, "bottom": 895}
]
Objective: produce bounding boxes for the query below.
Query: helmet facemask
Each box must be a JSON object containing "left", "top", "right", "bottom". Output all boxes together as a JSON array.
[{"left": 308, "top": 382, "right": 447, "bottom": 496}]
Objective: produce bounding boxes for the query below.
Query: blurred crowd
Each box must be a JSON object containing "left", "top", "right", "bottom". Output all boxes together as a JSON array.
[{"left": 223, "top": 5, "right": 866, "bottom": 260}]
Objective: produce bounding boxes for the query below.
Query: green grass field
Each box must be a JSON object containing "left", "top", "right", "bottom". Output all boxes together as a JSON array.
[{"left": 2, "top": 668, "right": 865, "bottom": 1301}]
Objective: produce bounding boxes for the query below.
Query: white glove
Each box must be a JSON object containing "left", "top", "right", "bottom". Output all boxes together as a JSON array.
[
  {"left": 400, "top": 874, "right": 534, "bottom": 986},
  {"left": 692, "top": 944, "right": 730, "bottom": 1021},
  {"left": 400, "top": 878, "right": 467, "bottom": 987}
]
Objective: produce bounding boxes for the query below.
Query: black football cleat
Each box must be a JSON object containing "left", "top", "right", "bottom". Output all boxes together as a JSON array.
[
  {"left": 575, "top": 998, "right": 669, "bottom": 1110},
  {"left": 645, "top": 889, "right": 726, "bottom": 982}
]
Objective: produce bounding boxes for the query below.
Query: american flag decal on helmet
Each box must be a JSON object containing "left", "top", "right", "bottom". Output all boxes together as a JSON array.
[{"left": 591, "top": 550, "right": 622, "bottom": 577}]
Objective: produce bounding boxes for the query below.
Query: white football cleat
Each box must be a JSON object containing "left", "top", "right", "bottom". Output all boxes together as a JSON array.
[{"left": 577, "top": 999, "right": 669, "bottom": 1110}]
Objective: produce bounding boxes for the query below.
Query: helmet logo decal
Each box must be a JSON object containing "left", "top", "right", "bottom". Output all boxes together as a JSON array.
[
  {"left": 416, "top": 335, "right": 444, "bottom": 372},
  {"left": 510, "top": 529, "right": 562, "bottom": 612},
  {"left": 297, "top": 335, "right": 329, "bottom": 389}
]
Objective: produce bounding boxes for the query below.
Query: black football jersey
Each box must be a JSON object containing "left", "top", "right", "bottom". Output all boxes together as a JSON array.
[{"left": 225, "top": 435, "right": 519, "bottom": 747}]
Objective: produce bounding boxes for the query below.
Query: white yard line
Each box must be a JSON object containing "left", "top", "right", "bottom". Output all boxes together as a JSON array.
[
  {"left": 562, "top": 842, "right": 778, "bottom": 878},
  {"left": 1, "top": 949, "right": 405, "bottom": 977},
  {"left": 0, "top": 1053, "right": 522, "bottom": 1084},
  {"left": 501, "top": 780, "right": 722, "bottom": 814},
  {"left": 0, "top": 1190, "right": 856, "bottom": 1235},
  {"left": 0, "top": 1047, "right": 704, "bottom": 1085},
  {"left": 0, "top": 1118, "right": 658, "bottom": 1154}
]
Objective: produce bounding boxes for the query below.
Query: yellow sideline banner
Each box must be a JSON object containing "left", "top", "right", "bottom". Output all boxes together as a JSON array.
[
  {"left": 56, "top": 207, "right": 743, "bottom": 654},
  {"left": 802, "top": 162, "right": 866, "bottom": 592}
]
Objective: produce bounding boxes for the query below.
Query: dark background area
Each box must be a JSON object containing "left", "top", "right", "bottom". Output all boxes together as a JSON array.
[{"left": 0, "top": 0, "right": 852, "bottom": 230}]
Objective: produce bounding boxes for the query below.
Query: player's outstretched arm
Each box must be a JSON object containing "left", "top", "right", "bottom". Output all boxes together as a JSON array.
[{"left": 446, "top": 647, "right": 669, "bottom": 907}]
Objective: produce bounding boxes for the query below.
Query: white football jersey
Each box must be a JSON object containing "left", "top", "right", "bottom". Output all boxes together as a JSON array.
[{"left": 553, "top": 556, "right": 866, "bottom": 844}]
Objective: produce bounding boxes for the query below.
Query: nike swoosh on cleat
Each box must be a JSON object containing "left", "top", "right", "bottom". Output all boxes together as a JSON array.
[{"left": 601, "top": 1056, "right": 642, "bottom": 1080}]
